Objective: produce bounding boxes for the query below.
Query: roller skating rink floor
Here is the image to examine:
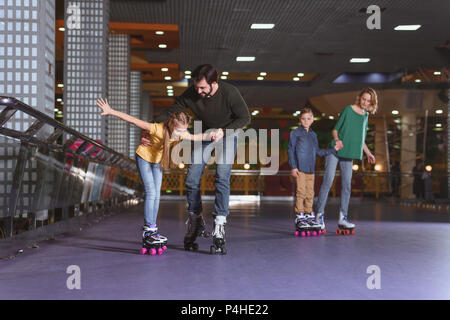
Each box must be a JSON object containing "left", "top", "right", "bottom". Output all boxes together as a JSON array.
[{"left": 1, "top": 199, "right": 450, "bottom": 300}]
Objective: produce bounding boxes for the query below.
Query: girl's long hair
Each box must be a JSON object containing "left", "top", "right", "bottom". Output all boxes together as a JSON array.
[
  {"left": 161, "top": 112, "right": 191, "bottom": 169},
  {"left": 355, "top": 87, "right": 378, "bottom": 115}
]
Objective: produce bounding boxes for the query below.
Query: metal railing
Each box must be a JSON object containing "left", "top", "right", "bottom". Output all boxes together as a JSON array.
[{"left": 0, "top": 96, "right": 140, "bottom": 239}]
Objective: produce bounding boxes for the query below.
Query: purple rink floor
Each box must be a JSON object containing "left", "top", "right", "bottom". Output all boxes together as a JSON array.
[{"left": 1, "top": 199, "right": 450, "bottom": 300}]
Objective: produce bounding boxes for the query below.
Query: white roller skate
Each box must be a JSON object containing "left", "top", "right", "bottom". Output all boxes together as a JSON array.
[
  {"left": 315, "top": 212, "right": 327, "bottom": 234},
  {"left": 336, "top": 212, "right": 355, "bottom": 236},
  {"left": 210, "top": 215, "right": 227, "bottom": 254}
]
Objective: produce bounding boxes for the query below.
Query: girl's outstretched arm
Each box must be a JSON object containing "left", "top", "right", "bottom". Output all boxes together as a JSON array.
[{"left": 96, "top": 98, "right": 153, "bottom": 131}]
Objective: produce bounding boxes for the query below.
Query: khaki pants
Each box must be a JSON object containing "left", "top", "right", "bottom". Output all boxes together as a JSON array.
[{"left": 295, "top": 172, "right": 315, "bottom": 213}]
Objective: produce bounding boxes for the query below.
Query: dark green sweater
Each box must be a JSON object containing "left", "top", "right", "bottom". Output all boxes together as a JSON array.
[{"left": 154, "top": 81, "right": 251, "bottom": 132}]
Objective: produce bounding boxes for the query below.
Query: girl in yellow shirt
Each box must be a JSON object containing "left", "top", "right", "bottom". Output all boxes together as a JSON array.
[{"left": 96, "top": 98, "right": 214, "bottom": 255}]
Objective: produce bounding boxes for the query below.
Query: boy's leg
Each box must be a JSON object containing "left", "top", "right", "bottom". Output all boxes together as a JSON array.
[
  {"left": 295, "top": 172, "right": 306, "bottom": 214},
  {"left": 304, "top": 173, "right": 315, "bottom": 213}
]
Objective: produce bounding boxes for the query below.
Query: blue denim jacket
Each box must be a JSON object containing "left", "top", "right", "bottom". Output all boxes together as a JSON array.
[{"left": 288, "top": 126, "right": 335, "bottom": 173}]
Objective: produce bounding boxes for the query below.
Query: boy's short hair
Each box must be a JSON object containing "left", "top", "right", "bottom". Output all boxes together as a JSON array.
[{"left": 299, "top": 108, "right": 313, "bottom": 117}]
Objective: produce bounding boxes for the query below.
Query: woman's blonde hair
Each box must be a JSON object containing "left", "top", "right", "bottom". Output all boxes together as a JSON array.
[
  {"left": 161, "top": 111, "right": 191, "bottom": 169},
  {"left": 355, "top": 87, "right": 378, "bottom": 115}
]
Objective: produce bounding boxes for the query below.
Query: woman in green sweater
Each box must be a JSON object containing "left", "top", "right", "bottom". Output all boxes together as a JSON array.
[{"left": 315, "top": 88, "right": 378, "bottom": 234}]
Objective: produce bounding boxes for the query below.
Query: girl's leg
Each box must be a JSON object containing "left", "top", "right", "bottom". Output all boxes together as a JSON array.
[
  {"left": 315, "top": 153, "right": 339, "bottom": 215},
  {"left": 135, "top": 154, "right": 156, "bottom": 226},
  {"left": 150, "top": 163, "right": 163, "bottom": 226}
]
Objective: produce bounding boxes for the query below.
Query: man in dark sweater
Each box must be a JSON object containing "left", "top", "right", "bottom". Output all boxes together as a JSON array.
[{"left": 152, "top": 64, "right": 251, "bottom": 254}]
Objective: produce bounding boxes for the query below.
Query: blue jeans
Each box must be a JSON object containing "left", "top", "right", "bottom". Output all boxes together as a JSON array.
[
  {"left": 186, "top": 134, "right": 238, "bottom": 217},
  {"left": 316, "top": 153, "right": 353, "bottom": 217},
  {"left": 136, "top": 154, "right": 163, "bottom": 226}
]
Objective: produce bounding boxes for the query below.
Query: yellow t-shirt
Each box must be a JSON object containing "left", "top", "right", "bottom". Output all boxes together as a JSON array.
[{"left": 135, "top": 122, "right": 190, "bottom": 163}]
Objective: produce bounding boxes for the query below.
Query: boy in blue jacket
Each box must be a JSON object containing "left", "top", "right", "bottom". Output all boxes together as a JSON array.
[{"left": 288, "top": 108, "right": 341, "bottom": 234}]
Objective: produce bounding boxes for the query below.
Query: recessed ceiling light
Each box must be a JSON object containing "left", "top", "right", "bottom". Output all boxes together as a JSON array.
[
  {"left": 236, "top": 56, "right": 255, "bottom": 62},
  {"left": 328, "top": 116, "right": 335, "bottom": 120},
  {"left": 435, "top": 109, "right": 443, "bottom": 114},
  {"left": 415, "top": 79, "right": 422, "bottom": 83},
  {"left": 161, "top": 68, "right": 169, "bottom": 72},
  {"left": 221, "top": 76, "right": 227, "bottom": 80},
  {"left": 168, "top": 93, "right": 174, "bottom": 96},
  {"left": 392, "top": 110, "right": 399, "bottom": 115},
  {"left": 260, "top": 72, "right": 267, "bottom": 76},
  {"left": 164, "top": 76, "right": 171, "bottom": 80},
  {"left": 158, "top": 44, "right": 167, "bottom": 48},
  {"left": 297, "top": 73, "right": 304, "bottom": 77},
  {"left": 155, "top": 31, "right": 164, "bottom": 35},
  {"left": 57, "top": 83, "right": 64, "bottom": 88},
  {"left": 434, "top": 71, "right": 441, "bottom": 75},
  {"left": 58, "top": 27, "right": 65, "bottom": 32},
  {"left": 394, "top": 25, "right": 421, "bottom": 31},
  {"left": 222, "top": 71, "right": 229, "bottom": 75},
  {"left": 257, "top": 76, "right": 264, "bottom": 80},
  {"left": 250, "top": 24, "right": 275, "bottom": 29},
  {"left": 185, "top": 71, "right": 191, "bottom": 74},
  {"left": 293, "top": 77, "right": 300, "bottom": 81},
  {"left": 436, "top": 123, "right": 442, "bottom": 127},
  {"left": 166, "top": 85, "right": 173, "bottom": 89},
  {"left": 185, "top": 75, "right": 191, "bottom": 79},
  {"left": 350, "top": 58, "right": 370, "bottom": 63},
  {"left": 167, "top": 89, "right": 174, "bottom": 93}
]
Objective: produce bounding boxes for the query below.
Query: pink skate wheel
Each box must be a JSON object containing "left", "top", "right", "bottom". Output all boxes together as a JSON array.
[
  {"left": 294, "top": 231, "right": 299, "bottom": 237},
  {"left": 301, "top": 231, "right": 306, "bottom": 237},
  {"left": 318, "top": 230, "right": 322, "bottom": 235},
  {"left": 312, "top": 231, "right": 317, "bottom": 236},
  {"left": 158, "top": 248, "right": 163, "bottom": 255},
  {"left": 306, "top": 231, "right": 311, "bottom": 237},
  {"left": 162, "top": 245, "right": 167, "bottom": 251},
  {"left": 150, "top": 248, "right": 157, "bottom": 256},
  {"left": 140, "top": 248, "right": 147, "bottom": 255}
]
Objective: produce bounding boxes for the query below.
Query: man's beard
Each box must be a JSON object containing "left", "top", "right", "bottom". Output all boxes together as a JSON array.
[{"left": 201, "top": 85, "right": 213, "bottom": 98}]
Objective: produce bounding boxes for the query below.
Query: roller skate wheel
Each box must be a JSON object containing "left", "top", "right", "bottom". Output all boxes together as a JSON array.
[
  {"left": 294, "top": 231, "right": 299, "bottom": 237},
  {"left": 322, "top": 229, "right": 327, "bottom": 235},
  {"left": 312, "top": 231, "right": 317, "bottom": 236},
  {"left": 162, "top": 245, "right": 167, "bottom": 251},
  {"left": 158, "top": 248, "right": 163, "bottom": 255},
  {"left": 210, "top": 245, "right": 216, "bottom": 254},
  {"left": 344, "top": 230, "right": 350, "bottom": 236},
  {"left": 300, "top": 231, "right": 306, "bottom": 237},
  {"left": 306, "top": 231, "right": 311, "bottom": 237},
  {"left": 350, "top": 229, "right": 355, "bottom": 235},
  {"left": 150, "top": 248, "right": 157, "bottom": 256},
  {"left": 192, "top": 243, "right": 199, "bottom": 251},
  {"left": 336, "top": 229, "right": 342, "bottom": 235},
  {"left": 140, "top": 248, "right": 147, "bottom": 255}
]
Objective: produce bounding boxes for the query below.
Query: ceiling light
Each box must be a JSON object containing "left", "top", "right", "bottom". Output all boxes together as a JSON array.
[
  {"left": 293, "top": 77, "right": 300, "bottom": 81},
  {"left": 415, "top": 79, "right": 422, "bottom": 83},
  {"left": 167, "top": 89, "right": 174, "bottom": 93},
  {"left": 166, "top": 85, "right": 173, "bottom": 89},
  {"left": 434, "top": 71, "right": 441, "bottom": 75},
  {"left": 164, "top": 76, "right": 171, "bottom": 80},
  {"left": 297, "top": 73, "right": 304, "bottom": 77},
  {"left": 436, "top": 123, "right": 442, "bottom": 127},
  {"left": 185, "top": 71, "right": 191, "bottom": 74},
  {"left": 158, "top": 44, "right": 167, "bottom": 48},
  {"left": 185, "top": 75, "right": 191, "bottom": 79},
  {"left": 236, "top": 56, "right": 255, "bottom": 62},
  {"left": 435, "top": 109, "right": 443, "bottom": 114},
  {"left": 350, "top": 58, "right": 370, "bottom": 63},
  {"left": 260, "top": 72, "right": 267, "bottom": 76},
  {"left": 58, "top": 27, "right": 65, "bottom": 32},
  {"left": 221, "top": 76, "right": 227, "bottom": 80},
  {"left": 155, "top": 31, "right": 164, "bottom": 35},
  {"left": 168, "top": 93, "right": 174, "bottom": 96},
  {"left": 161, "top": 68, "right": 169, "bottom": 72},
  {"left": 257, "top": 76, "right": 264, "bottom": 80},
  {"left": 57, "top": 83, "right": 64, "bottom": 88},
  {"left": 222, "top": 71, "right": 229, "bottom": 75},
  {"left": 394, "top": 25, "right": 421, "bottom": 31},
  {"left": 392, "top": 110, "right": 399, "bottom": 115},
  {"left": 250, "top": 24, "right": 275, "bottom": 29}
]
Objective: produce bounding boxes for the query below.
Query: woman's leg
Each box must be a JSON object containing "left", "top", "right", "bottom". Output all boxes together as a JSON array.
[
  {"left": 339, "top": 158, "right": 354, "bottom": 219},
  {"left": 315, "top": 153, "right": 339, "bottom": 215}
]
